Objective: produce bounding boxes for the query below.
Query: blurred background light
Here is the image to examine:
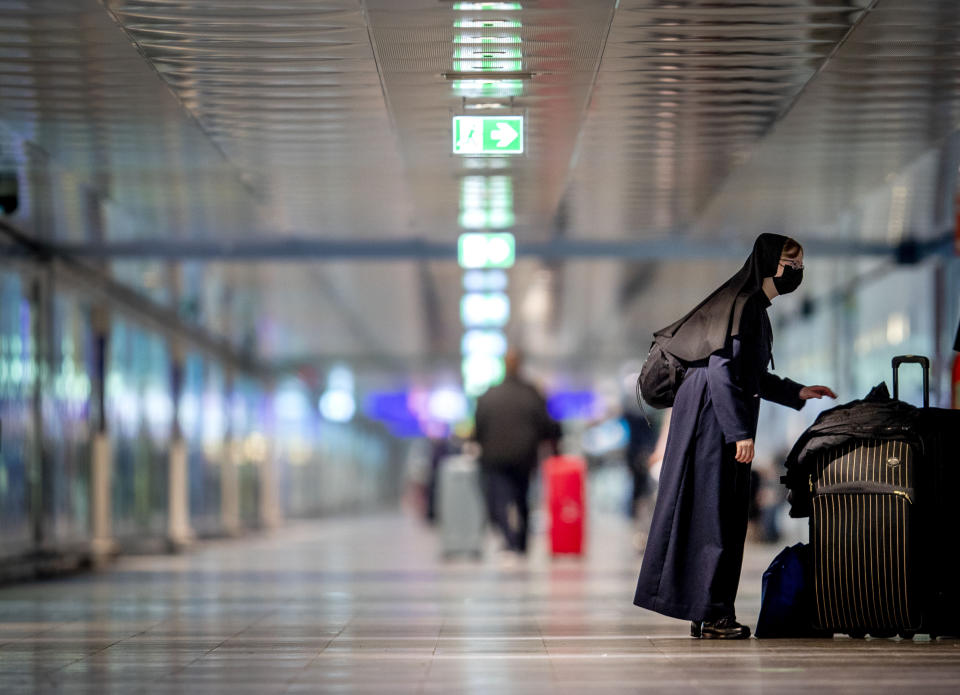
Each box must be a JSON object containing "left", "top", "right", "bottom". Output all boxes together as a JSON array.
[
  {"left": 458, "top": 233, "right": 516, "bottom": 269},
  {"left": 462, "top": 354, "right": 505, "bottom": 396},
  {"left": 327, "top": 363, "right": 355, "bottom": 392},
  {"left": 319, "top": 389, "right": 356, "bottom": 423},
  {"left": 581, "top": 418, "right": 630, "bottom": 457},
  {"left": 461, "top": 329, "right": 507, "bottom": 356},
  {"left": 454, "top": 2, "right": 522, "bottom": 9},
  {"left": 460, "top": 292, "right": 510, "bottom": 327},
  {"left": 427, "top": 387, "right": 468, "bottom": 423},
  {"left": 454, "top": 35, "right": 521, "bottom": 44},
  {"left": 455, "top": 18, "right": 521, "bottom": 29},
  {"left": 463, "top": 269, "right": 508, "bottom": 292},
  {"left": 275, "top": 381, "right": 310, "bottom": 423},
  {"left": 547, "top": 390, "right": 603, "bottom": 421}
]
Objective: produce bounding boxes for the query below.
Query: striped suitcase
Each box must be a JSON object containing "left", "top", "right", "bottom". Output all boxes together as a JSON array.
[{"left": 809, "top": 438, "right": 921, "bottom": 638}]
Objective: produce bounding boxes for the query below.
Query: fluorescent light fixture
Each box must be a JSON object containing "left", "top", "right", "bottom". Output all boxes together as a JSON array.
[
  {"left": 463, "top": 269, "right": 508, "bottom": 292},
  {"left": 459, "top": 208, "right": 488, "bottom": 229},
  {"left": 461, "top": 292, "right": 510, "bottom": 327},
  {"left": 459, "top": 176, "right": 514, "bottom": 230},
  {"left": 462, "top": 329, "right": 508, "bottom": 356},
  {"left": 462, "top": 354, "right": 506, "bottom": 396},
  {"left": 454, "top": 34, "right": 521, "bottom": 44},
  {"left": 455, "top": 18, "right": 521, "bottom": 28},
  {"left": 454, "top": 47, "right": 523, "bottom": 59},
  {"left": 453, "top": 58, "right": 523, "bottom": 73},
  {"left": 458, "top": 232, "right": 516, "bottom": 269},
  {"left": 454, "top": 2, "right": 522, "bottom": 9},
  {"left": 487, "top": 208, "right": 515, "bottom": 228},
  {"left": 464, "top": 102, "right": 511, "bottom": 110}
]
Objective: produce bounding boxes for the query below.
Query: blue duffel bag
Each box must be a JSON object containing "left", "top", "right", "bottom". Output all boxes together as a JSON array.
[{"left": 755, "top": 542, "right": 828, "bottom": 638}]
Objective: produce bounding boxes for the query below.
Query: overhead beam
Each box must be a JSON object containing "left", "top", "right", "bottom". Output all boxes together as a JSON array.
[{"left": 38, "top": 234, "right": 953, "bottom": 261}]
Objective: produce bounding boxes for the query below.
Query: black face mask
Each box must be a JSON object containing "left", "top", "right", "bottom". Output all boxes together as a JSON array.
[{"left": 773, "top": 266, "right": 803, "bottom": 295}]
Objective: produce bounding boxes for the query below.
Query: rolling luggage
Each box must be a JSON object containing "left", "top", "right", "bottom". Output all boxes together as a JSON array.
[
  {"left": 437, "top": 454, "right": 486, "bottom": 559},
  {"left": 809, "top": 435, "right": 920, "bottom": 637},
  {"left": 544, "top": 455, "right": 586, "bottom": 555},
  {"left": 803, "top": 356, "right": 960, "bottom": 638}
]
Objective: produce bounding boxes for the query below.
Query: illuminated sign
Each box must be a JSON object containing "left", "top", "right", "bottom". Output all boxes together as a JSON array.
[
  {"left": 458, "top": 232, "right": 516, "bottom": 269},
  {"left": 453, "top": 115, "right": 524, "bottom": 155}
]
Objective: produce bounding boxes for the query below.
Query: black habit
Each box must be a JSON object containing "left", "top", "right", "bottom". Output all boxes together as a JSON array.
[{"left": 634, "top": 237, "right": 806, "bottom": 623}]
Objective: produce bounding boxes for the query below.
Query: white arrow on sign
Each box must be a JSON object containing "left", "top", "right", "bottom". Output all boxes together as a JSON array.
[{"left": 491, "top": 121, "right": 518, "bottom": 148}]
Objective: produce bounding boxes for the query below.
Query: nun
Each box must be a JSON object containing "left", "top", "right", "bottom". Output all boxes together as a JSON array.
[{"left": 633, "top": 234, "right": 836, "bottom": 639}]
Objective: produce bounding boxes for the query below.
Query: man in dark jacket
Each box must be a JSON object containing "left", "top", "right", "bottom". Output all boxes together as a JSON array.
[{"left": 474, "top": 348, "right": 560, "bottom": 555}]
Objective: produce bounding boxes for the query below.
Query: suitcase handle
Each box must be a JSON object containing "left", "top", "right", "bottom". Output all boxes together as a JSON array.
[{"left": 892, "top": 355, "right": 929, "bottom": 408}]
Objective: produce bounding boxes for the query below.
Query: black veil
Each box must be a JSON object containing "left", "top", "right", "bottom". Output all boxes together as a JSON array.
[{"left": 655, "top": 233, "right": 787, "bottom": 363}]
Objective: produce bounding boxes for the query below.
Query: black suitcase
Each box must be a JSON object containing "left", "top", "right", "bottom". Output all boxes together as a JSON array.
[{"left": 809, "top": 356, "right": 958, "bottom": 638}]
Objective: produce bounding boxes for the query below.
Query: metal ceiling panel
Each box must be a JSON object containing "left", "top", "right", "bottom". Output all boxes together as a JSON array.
[
  {"left": 696, "top": 0, "right": 960, "bottom": 240},
  {"left": 103, "top": 0, "right": 411, "bottom": 238},
  {"left": 568, "top": 0, "right": 874, "bottom": 238}
]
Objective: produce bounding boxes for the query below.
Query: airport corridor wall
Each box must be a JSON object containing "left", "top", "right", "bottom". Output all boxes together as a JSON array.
[
  {"left": 0, "top": 257, "right": 402, "bottom": 570},
  {"left": 0, "top": 133, "right": 401, "bottom": 570}
]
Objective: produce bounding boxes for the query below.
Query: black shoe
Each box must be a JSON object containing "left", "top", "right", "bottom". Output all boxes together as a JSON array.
[
  {"left": 690, "top": 621, "right": 702, "bottom": 638},
  {"left": 700, "top": 617, "right": 750, "bottom": 640}
]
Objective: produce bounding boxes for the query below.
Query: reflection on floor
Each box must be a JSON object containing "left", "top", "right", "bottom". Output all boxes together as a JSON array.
[{"left": 1, "top": 511, "right": 958, "bottom": 694}]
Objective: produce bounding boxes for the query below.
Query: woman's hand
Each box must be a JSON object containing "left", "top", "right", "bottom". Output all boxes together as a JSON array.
[
  {"left": 735, "top": 439, "right": 754, "bottom": 464},
  {"left": 799, "top": 385, "right": 837, "bottom": 400}
]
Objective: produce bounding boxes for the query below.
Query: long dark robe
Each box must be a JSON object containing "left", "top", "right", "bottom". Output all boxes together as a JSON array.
[{"left": 634, "top": 292, "right": 805, "bottom": 622}]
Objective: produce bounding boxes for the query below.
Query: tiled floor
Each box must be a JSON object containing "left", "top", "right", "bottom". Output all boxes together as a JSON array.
[{"left": 1, "top": 511, "right": 959, "bottom": 694}]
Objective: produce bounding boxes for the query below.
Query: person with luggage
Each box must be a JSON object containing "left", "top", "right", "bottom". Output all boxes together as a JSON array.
[
  {"left": 474, "top": 347, "right": 561, "bottom": 557},
  {"left": 633, "top": 234, "right": 837, "bottom": 639}
]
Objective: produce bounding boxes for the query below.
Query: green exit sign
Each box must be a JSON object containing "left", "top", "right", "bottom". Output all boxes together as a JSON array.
[
  {"left": 453, "top": 115, "right": 524, "bottom": 155},
  {"left": 458, "top": 233, "right": 516, "bottom": 269}
]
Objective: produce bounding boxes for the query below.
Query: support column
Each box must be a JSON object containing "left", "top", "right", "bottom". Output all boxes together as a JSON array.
[
  {"left": 258, "top": 382, "right": 282, "bottom": 529},
  {"left": 89, "top": 305, "right": 115, "bottom": 565},
  {"left": 167, "top": 334, "right": 194, "bottom": 550},
  {"left": 220, "top": 369, "right": 241, "bottom": 536}
]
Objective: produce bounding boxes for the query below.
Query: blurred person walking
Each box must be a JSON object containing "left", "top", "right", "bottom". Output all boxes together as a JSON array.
[
  {"left": 633, "top": 234, "right": 837, "bottom": 639},
  {"left": 474, "top": 348, "right": 560, "bottom": 556}
]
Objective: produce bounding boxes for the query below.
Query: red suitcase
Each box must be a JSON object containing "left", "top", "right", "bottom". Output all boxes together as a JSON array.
[{"left": 544, "top": 456, "right": 586, "bottom": 555}]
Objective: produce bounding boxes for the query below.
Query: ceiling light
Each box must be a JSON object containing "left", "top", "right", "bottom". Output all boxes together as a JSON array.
[
  {"left": 453, "top": 2, "right": 522, "bottom": 9},
  {"left": 461, "top": 293, "right": 511, "bottom": 327},
  {"left": 452, "top": 79, "right": 525, "bottom": 98},
  {"left": 455, "top": 18, "right": 521, "bottom": 28},
  {"left": 462, "top": 329, "right": 508, "bottom": 357},
  {"left": 454, "top": 34, "right": 521, "bottom": 44},
  {"left": 464, "top": 102, "right": 509, "bottom": 110},
  {"left": 458, "top": 232, "right": 516, "bottom": 268},
  {"left": 463, "top": 270, "right": 509, "bottom": 292}
]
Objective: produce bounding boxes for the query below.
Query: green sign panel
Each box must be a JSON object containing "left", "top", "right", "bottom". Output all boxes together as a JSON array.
[
  {"left": 458, "top": 233, "right": 516, "bottom": 269},
  {"left": 453, "top": 115, "right": 524, "bottom": 155}
]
